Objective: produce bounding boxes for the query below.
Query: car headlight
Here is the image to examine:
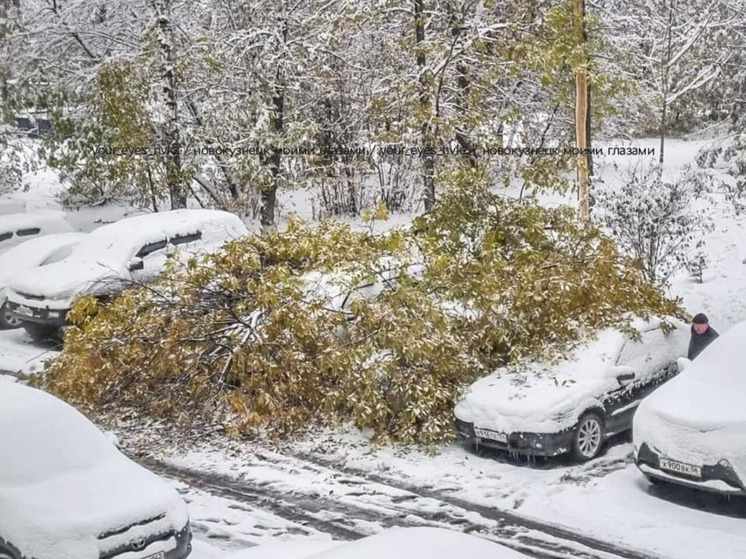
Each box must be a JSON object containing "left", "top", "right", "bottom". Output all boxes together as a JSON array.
[{"left": 719, "top": 459, "right": 733, "bottom": 469}]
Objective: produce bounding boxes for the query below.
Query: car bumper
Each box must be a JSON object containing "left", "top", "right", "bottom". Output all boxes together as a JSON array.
[
  {"left": 455, "top": 418, "right": 574, "bottom": 457},
  {"left": 100, "top": 523, "right": 192, "bottom": 559},
  {"left": 635, "top": 442, "right": 746, "bottom": 496},
  {"left": 6, "top": 300, "right": 68, "bottom": 327}
]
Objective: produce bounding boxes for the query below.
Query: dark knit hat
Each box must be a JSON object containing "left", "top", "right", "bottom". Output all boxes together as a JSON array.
[{"left": 692, "top": 313, "right": 709, "bottom": 324}]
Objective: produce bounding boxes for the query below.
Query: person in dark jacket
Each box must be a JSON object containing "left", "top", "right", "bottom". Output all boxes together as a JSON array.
[{"left": 688, "top": 313, "right": 719, "bottom": 360}]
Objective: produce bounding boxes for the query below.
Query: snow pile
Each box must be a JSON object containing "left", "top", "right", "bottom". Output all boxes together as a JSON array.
[
  {"left": 455, "top": 318, "right": 689, "bottom": 433},
  {"left": 229, "top": 540, "right": 343, "bottom": 559},
  {"left": 9, "top": 209, "right": 248, "bottom": 307},
  {"left": 231, "top": 527, "right": 528, "bottom": 559},
  {"left": 0, "top": 383, "right": 188, "bottom": 559},
  {"left": 634, "top": 320, "right": 746, "bottom": 479}
]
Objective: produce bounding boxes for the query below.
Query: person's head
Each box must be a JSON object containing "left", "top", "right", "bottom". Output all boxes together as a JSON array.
[{"left": 692, "top": 313, "right": 709, "bottom": 334}]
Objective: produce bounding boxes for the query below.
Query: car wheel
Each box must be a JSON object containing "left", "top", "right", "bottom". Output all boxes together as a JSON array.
[
  {"left": 22, "top": 322, "right": 61, "bottom": 343},
  {"left": 0, "top": 302, "right": 22, "bottom": 330},
  {"left": 572, "top": 413, "right": 605, "bottom": 461}
]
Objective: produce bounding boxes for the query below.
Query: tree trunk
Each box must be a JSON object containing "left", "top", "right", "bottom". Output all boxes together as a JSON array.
[
  {"left": 261, "top": 84, "right": 284, "bottom": 232},
  {"left": 659, "top": 0, "right": 675, "bottom": 169},
  {"left": 415, "top": 0, "right": 435, "bottom": 211},
  {"left": 574, "top": 0, "right": 590, "bottom": 221},
  {"left": 152, "top": 0, "right": 186, "bottom": 209}
]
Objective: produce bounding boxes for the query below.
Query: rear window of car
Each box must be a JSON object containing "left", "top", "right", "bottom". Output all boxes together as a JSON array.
[
  {"left": 16, "top": 227, "right": 41, "bottom": 237},
  {"left": 170, "top": 231, "right": 202, "bottom": 246},
  {"left": 0, "top": 232, "right": 11, "bottom": 242},
  {"left": 136, "top": 239, "right": 168, "bottom": 258},
  {"left": 40, "top": 245, "right": 76, "bottom": 266}
]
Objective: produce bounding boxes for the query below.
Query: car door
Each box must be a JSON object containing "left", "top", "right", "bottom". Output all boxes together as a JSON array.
[{"left": 602, "top": 328, "right": 675, "bottom": 436}]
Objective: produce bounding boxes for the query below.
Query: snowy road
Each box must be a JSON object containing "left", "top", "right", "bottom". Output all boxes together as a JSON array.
[
  {"left": 119, "top": 425, "right": 746, "bottom": 559},
  {"left": 146, "top": 451, "right": 659, "bottom": 559}
]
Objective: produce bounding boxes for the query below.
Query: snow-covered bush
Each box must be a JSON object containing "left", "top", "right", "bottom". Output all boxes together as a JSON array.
[
  {"left": 685, "top": 249, "right": 709, "bottom": 284},
  {"left": 697, "top": 133, "right": 746, "bottom": 216},
  {"left": 40, "top": 174, "right": 682, "bottom": 443},
  {"left": 594, "top": 164, "right": 714, "bottom": 285}
]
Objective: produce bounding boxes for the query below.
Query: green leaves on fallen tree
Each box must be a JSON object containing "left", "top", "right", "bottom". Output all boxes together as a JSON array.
[{"left": 42, "top": 177, "right": 683, "bottom": 444}]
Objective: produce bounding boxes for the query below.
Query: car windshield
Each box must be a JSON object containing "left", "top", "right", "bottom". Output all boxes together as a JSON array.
[{"left": 0, "top": 384, "right": 119, "bottom": 486}]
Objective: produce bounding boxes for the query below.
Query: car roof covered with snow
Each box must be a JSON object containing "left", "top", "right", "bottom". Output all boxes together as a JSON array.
[
  {"left": 0, "top": 232, "right": 88, "bottom": 289},
  {"left": 229, "top": 527, "right": 529, "bottom": 559},
  {"left": 0, "top": 211, "right": 75, "bottom": 252},
  {"left": 8, "top": 209, "right": 248, "bottom": 304},
  {"left": 634, "top": 320, "right": 746, "bottom": 481},
  {"left": 454, "top": 317, "right": 689, "bottom": 434},
  {"left": 0, "top": 383, "right": 188, "bottom": 559}
]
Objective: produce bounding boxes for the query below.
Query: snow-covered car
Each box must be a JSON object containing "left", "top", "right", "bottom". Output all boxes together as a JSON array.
[
  {"left": 6, "top": 209, "right": 248, "bottom": 341},
  {"left": 0, "top": 211, "right": 75, "bottom": 254},
  {"left": 230, "top": 527, "right": 529, "bottom": 559},
  {"left": 0, "top": 232, "right": 88, "bottom": 329},
  {"left": 634, "top": 320, "right": 746, "bottom": 496},
  {"left": 454, "top": 318, "right": 690, "bottom": 461},
  {"left": 0, "top": 382, "right": 192, "bottom": 559}
]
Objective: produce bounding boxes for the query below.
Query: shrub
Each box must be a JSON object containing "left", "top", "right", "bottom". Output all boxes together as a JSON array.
[{"left": 593, "top": 164, "right": 714, "bottom": 285}]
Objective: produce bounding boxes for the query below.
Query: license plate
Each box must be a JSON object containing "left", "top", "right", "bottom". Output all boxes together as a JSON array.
[
  {"left": 15, "top": 305, "right": 33, "bottom": 317},
  {"left": 474, "top": 428, "right": 508, "bottom": 443},
  {"left": 660, "top": 458, "right": 702, "bottom": 478},
  {"left": 144, "top": 552, "right": 165, "bottom": 559}
]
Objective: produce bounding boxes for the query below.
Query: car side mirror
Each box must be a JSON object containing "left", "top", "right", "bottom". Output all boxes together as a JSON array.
[
  {"left": 128, "top": 258, "right": 144, "bottom": 272},
  {"left": 616, "top": 369, "right": 636, "bottom": 386}
]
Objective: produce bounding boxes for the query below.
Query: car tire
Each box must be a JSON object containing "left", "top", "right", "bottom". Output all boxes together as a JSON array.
[
  {"left": 572, "top": 412, "right": 605, "bottom": 461},
  {"left": 22, "top": 322, "right": 61, "bottom": 343},
  {"left": 0, "top": 301, "right": 22, "bottom": 330}
]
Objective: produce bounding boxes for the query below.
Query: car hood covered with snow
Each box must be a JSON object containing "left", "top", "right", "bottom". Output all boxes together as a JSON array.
[
  {"left": 634, "top": 320, "right": 746, "bottom": 478},
  {"left": 455, "top": 318, "right": 689, "bottom": 434},
  {"left": 230, "top": 527, "right": 529, "bottom": 559},
  {"left": 0, "top": 383, "right": 188, "bottom": 559},
  {"left": 0, "top": 232, "right": 88, "bottom": 292}
]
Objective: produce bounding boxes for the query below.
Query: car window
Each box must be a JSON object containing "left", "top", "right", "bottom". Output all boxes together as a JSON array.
[
  {"left": 136, "top": 238, "right": 168, "bottom": 258},
  {"left": 617, "top": 328, "right": 671, "bottom": 380},
  {"left": 0, "top": 232, "right": 11, "bottom": 242},
  {"left": 16, "top": 227, "right": 41, "bottom": 237},
  {"left": 170, "top": 231, "right": 202, "bottom": 246},
  {"left": 40, "top": 245, "right": 76, "bottom": 266}
]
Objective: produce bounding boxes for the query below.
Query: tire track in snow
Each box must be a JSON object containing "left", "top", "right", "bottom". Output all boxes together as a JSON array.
[{"left": 137, "top": 453, "right": 662, "bottom": 559}]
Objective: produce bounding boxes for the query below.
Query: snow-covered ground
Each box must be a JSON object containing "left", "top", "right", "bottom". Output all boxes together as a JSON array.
[{"left": 2, "top": 134, "right": 746, "bottom": 558}]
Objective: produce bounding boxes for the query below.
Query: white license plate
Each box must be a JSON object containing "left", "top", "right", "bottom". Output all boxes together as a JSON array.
[
  {"left": 660, "top": 458, "right": 702, "bottom": 478},
  {"left": 474, "top": 428, "right": 508, "bottom": 443},
  {"left": 144, "top": 552, "right": 165, "bottom": 559},
  {"left": 15, "top": 305, "right": 33, "bottom": 317}
]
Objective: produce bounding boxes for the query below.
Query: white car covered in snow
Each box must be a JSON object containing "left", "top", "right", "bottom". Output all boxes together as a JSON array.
[
  {"left": 634, "top": 320, "right": 746, "bottom": 496},
  {"left": 0, "top": 382, "right": 192, "bottom": 559},
  {"left": 0, "top": 232, "right": 88, "bottom": 329},
  {"left": 230, "top": 527, "right": 529, "bottom": 559},
  {"left": 6, "top": 209, "right": 248, "bottom": 341},
  {"left": 0, "top": 211, "right": 75, "bottom": 254},
  {"left": 455, "top": 318, "right": 690, "bottom": 461}
]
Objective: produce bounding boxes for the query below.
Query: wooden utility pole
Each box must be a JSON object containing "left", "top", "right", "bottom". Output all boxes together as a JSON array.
[{"left": 574, "top": 0, "right": 590, "bottom": 221}]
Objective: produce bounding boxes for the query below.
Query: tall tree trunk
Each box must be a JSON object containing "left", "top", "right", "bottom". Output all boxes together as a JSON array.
[
  {"left": 574, "top": 0, "right": 590, "bottom": 221},
  {"left": 152, "top": 0, "right": 186, "bottom": 209},
  {"left": 659, "top": 0, "right": 675, "bottom": 169},
  {"left": 259, "top": 86, "right": 283, "bottom": 232},
  {"left": 415, "top": 0, "right": 435, "bottom": 211}
]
